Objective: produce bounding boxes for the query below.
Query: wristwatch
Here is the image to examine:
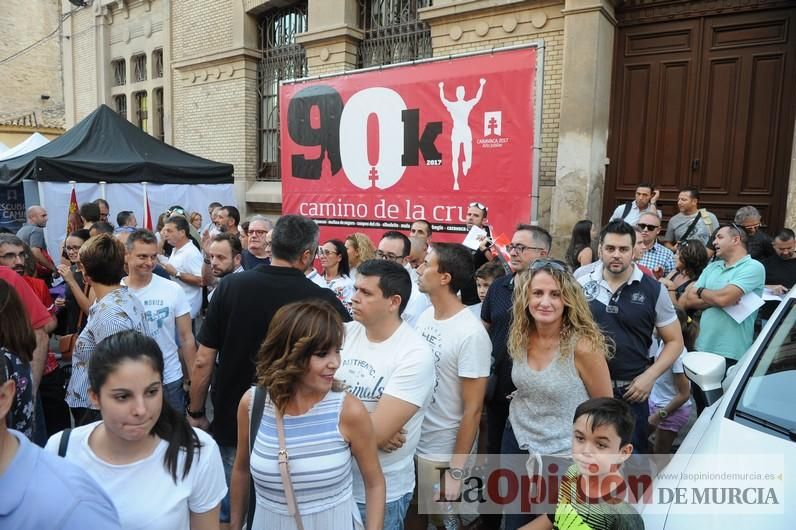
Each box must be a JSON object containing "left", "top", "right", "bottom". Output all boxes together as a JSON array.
[
  {"left": 696, "top": 287, "right": 705, "bottom": 299},
  {"left": 657, "top": 409, "right": 669, "bottom": 418},
  {"left": 447, "top": 467, "right": 465, "bottom": 480}
]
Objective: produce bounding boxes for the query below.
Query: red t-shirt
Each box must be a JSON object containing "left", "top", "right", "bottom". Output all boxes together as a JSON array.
[{"left": 0, "top": 266, "right": 51, "bottom": 329}]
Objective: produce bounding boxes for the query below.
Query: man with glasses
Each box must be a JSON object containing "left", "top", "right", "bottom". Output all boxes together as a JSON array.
[
  {"left": 579, "top": 220, "right": 682, "bottom": 453},
  {"left": 635, "top": 212, "right": 675, "bottom": 277},
  {"left": 188, "top": 215, "right": 350, "bottom": 528},
  {"left": 682, "top": 224, "right": 765, "bottom": 365},
  {"left": 240, "top": 216, "right": 271, "bottom": 270},
  {"left": 734, "top": 206, "right": 773, "bottom": 260},
  {"left": 481, "top": 225, "right": 551, "bottom": 462},
  {"left": 376, "top": 230, "right": 430, "bottom": 327}
]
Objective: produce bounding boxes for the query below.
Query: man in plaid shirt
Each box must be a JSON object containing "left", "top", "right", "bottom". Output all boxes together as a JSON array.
[{"left": 636, "top": 212, "right": 676, "bottom": 277}]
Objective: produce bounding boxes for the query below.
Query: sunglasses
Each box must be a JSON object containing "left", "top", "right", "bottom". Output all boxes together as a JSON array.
[
  {"left": 635, "top": 223, "right": 660, "bottom": 232},
  {"left": 530, "top": 258, "right": 569, "bottom": 273},
  {"left": 469, "top": 202, "right": 488, "bottom": 216}
]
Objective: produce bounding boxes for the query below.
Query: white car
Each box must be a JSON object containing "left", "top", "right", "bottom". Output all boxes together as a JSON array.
[{"left": 642, "top": 288, "right": 795, "bottom": 529}]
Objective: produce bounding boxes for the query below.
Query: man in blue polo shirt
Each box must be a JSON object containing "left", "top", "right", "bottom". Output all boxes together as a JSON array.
[
  {"left": 579, "top": 220, "right": 683, "bottom": 453},
  {"left": 0, "top": 360, "right": 120, "bottom": 529},
  {"left": 682, "top": 224, "right": 765, "bottom": 364}
]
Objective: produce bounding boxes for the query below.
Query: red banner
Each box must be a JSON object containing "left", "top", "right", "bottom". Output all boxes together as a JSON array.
[{"left": 280, "top": 47, "right": 537, "bottom": 243}]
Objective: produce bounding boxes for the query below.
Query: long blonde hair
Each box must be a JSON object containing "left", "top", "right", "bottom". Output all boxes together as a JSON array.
[
  {"left": 346, "top": 233, "right": 376, "bottom": 265},
  {"left": 508, "top": 266, "right": 612, "bottom": 361}
]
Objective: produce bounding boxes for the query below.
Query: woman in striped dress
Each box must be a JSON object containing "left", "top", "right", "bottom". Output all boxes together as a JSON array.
[{"left": 229, "top": 300, "right": 385, "bottom": 530}]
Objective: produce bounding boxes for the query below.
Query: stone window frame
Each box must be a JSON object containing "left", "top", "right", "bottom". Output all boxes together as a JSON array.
[
  {"left": 131, "top": 53, "right": 147, "bottom": 83},
  {"left": 112, "top": 58, "right": 127, "bottom": 86}
]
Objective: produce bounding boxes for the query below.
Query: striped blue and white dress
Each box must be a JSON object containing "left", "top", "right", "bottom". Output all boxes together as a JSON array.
[{"left": 248, "top": 388, "right": 361, "bottom": 530}]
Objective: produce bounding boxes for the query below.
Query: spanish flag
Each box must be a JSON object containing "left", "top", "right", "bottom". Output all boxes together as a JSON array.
[{"left": 66, "top": 185, "right": 79, "bottom": 235}]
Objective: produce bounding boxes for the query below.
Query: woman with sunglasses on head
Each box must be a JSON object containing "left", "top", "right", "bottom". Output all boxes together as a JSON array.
[
  {"left": 57, "top": 229, "right": 93, "bottom": 328},
  {"left": 46, "top": 330, "right": 227, "bottom": 529},
  {"left": 319, "top": 239, "right": 355, "bottom": 315},
  {"left": 659, "top": 239, "right": 709, "bottom": 311},
  {"left": 229, "top": 300, "right": 384, "bottom": 530},
  {"left": 502, "top": 259, "right": 613, "bottom": 530}
]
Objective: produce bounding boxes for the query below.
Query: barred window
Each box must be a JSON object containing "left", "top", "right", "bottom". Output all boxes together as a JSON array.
[
  {"left": 257, "top": 3, "right": 308, "bottom": 182},
  {"left": 133, "top": 91, "right": 148, "bottom": 131},
  {"left": 152, "top": 49, "right": 163, "bottom": 79},
  {"left": 112, "top": 59, "right": 126, "bottom": 86},
  {"left": 358, "top": 0, "right": 432, "bottom": 68},
  {"left": 114, "top": 94, "right": 127, "bottom": 118},
  {"left": 132, "top": 53, "right": 147, "bottom": 82}
]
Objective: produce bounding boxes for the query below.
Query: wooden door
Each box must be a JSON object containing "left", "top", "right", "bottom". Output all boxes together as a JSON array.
[{"left": 605, "top": 4, "right": 796, "bottom": 231}]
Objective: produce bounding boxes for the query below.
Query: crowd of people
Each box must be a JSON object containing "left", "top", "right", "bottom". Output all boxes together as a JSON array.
[{"left": 0, "top": 192, "right": 793, "bottom": 530}]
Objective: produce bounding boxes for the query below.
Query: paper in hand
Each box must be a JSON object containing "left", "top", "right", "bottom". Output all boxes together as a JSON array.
[
  {"left": 462, "top": 225, "right": 488, "bottom": 250},
  {"left": 722, "top": 291, "right": 765, "bottom": 324}
]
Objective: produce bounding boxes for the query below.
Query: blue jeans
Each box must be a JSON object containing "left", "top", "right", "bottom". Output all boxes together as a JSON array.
[
  {"left": 358, "top": 491, "right": 412, "bottom": 530},
  {"left": 612, "top": 387, "right": 649, "bottom": 454},
  {"left": 218, "top": 444, "right": 236, "bottom": 523},
  {"left": 163, "top": 379, "right": 185, "bottom": 412}
]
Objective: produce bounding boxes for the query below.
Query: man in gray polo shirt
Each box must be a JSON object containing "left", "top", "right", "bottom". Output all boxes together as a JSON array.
[{"left": 16, "top": 205, "right": 56, "bottom": 278}]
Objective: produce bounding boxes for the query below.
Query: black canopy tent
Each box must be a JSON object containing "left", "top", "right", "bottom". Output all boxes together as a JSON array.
[{"left": 0, "top": 104, "right": 233, "bottom": 185}]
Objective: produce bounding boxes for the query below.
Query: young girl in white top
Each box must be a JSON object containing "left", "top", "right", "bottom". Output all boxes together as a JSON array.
[{"left": 46, "top": 330, "right": 227, "bottom": 530}]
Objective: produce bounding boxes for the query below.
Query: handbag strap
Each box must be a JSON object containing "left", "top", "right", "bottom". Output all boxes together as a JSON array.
[
  {"left": 247, "top": 386, "right": 266, "bottom": 530},
  {"left": 276, "top": 410, "right": 304, "bottom": 530}
]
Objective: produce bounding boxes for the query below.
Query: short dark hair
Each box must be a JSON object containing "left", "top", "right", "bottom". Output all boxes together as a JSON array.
[
  {"left": 515, "top": 224, "right": 552, "bottom": 253},
  {"left": 93, "top": 198, "right": 109, "bottom": 210},
  {"left": 208, "top": 201, "right": 222, "bottom": 209},
  {"left": 475, "top": 260, "right": 506, "bottom": 282},
  {"left": 79, "top": 234, "right": 126, "bottom": 285},
  {"left": 573, "top": 397, "right": 635, "bottom": 448},
  {"left": 725, "top": 223, "right": 749, "bottom": 247},
  {"left": 636, "top": 182, "right": 655, "bottom": 192},
  {"left": 165, "top": 215, "right": 191, "bottom": 238},
  {"left": 357, "top": 259, "right": 412, "bottom": 315},
  {"left": 221, "top": 206, "right": 240, "bottom": 226},
  {"left": 430, "top": 242, "right": 474, "bottom": 295},
  {"left": 600, "top": 219, "right": 636, "bottom": 246},
  {"left": 381, "top": 230, "right": 411, "bottom": 258},
  {"left": 271, "top": 215, "right": 319, "bottom": 262},
  {"left": 0, "top": 234, "right": 24, "bottom": 250},
  {"left": 90, "top": 221, "right": 114, "bottom": 235},
  {"left": 125, "top": 229, "right": 158, "bottom": 251},
  {"left": 79, "top": 202, "right": 101, "bottom": 223},
  {"left": 681, "top": 186, "right": 700, "bottom": 200},
  {"left": 117, "top": 211, "right": 134, "bottom": 226},
  {"left": 412, "top": 219, "right": 433, "bottom": 236},
  {"left": 775, "top": 228, "right": 794, "bottom": 242},
  {"left": 69, "top": 229, "right": 91, "bottom": 242},
  {"left": 211, "top": 232, "right": 243, "bottom": 257}
]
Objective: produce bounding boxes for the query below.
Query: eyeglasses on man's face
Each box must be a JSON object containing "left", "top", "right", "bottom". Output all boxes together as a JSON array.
[
  {"left": 506, "top": 243, "right": 545, "bottom": 254},
  {"left": 375, "top": 250, "right": 404, "bottom": 261}
]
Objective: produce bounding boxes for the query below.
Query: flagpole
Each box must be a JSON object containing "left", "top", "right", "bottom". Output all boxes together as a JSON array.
[{"left": 99, "top": 180, "right": 106, "bottom": 200}]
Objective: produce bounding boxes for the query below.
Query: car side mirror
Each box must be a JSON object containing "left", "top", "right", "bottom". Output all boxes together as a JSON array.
[{"left": 683, "top": 351, "right": 726, "bottom": 406}]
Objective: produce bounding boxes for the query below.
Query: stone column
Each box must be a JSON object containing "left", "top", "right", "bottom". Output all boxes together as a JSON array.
[
  {"left": 549, "top": 0, "right": 616, "bottom": 255},
  {"left": 297, "top": 0, "right": 361, "bottom": 75}
]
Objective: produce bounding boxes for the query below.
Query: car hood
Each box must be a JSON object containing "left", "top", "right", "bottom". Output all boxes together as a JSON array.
[{"left": 642, "top": 410, "right": 792, "bottom": 529}]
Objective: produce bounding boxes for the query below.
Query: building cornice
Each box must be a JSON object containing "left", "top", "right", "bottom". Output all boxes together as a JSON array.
[{"left": 171, "top": 47, "right": 262, "bottom": 70}]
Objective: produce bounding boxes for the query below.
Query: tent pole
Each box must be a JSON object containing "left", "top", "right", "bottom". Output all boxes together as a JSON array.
[{"left": 99, "top": 180, "right": 106, "bottom": 200}]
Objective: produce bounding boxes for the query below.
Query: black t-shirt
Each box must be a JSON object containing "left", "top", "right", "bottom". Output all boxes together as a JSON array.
[
  {"left": 759, "top": 255, "right": 796, "bottom": 319},
  {"left": 240, "top": 250, "right": 270, "bottom": 270},
  {"left": 481, "top": 274, "right": 516, "bottom": 405},
  {"left": 197, "top": 265, "right": 351, "bottom": 446},
  {"left": 747, "top": 231, "right": 774, "bottom": 260}
]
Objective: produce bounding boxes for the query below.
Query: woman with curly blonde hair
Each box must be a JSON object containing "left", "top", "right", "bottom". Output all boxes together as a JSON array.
[
  {"left": 345, "top": 233, "right": 376, "bottom": 277},
  {"left": 501, "top": 259, "right": 613, "bottom": 530},
  {"left": 230, "top": 300, "right": 385, "bottom": 530}
]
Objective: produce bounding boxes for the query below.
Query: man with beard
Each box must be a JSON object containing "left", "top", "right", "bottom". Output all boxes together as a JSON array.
[
  {"left": 682, "top": 224, "right": 765, "bottom": 365},
  {"left": 204, "top": 232, "right": 243, "bottom": 302},
  {"left": 579, "top": 220, "right": 682, "bottom": 453}
]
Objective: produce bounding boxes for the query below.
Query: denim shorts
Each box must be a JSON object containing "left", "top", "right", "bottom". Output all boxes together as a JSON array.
[
  {"left": 218, "top": 444, "right": 236, "bottom": 523},
  {"left": 649, "top": 401, "right": 692, "bottom": 433}
]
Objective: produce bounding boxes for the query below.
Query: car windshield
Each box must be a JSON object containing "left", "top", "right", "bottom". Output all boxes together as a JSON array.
[{"left": 735, "top": 299, "right": 796, "bottom": 432}]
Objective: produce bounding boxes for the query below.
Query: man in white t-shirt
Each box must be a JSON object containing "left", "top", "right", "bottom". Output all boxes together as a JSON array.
[
  {"left": 123, "top": 230, "right": 197, "bottom": 412},
  {"left": 161, "top": 216, "right": 204, "bottom": 319},
  {"left": 376, "top": 230, "right": 431, "bottom": 328},
  {"left": 410, "top": 243, "right": 491, "bottom": 524},
  {"left": 337, "top": 259, "right": 434, "bottom": 530}
]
